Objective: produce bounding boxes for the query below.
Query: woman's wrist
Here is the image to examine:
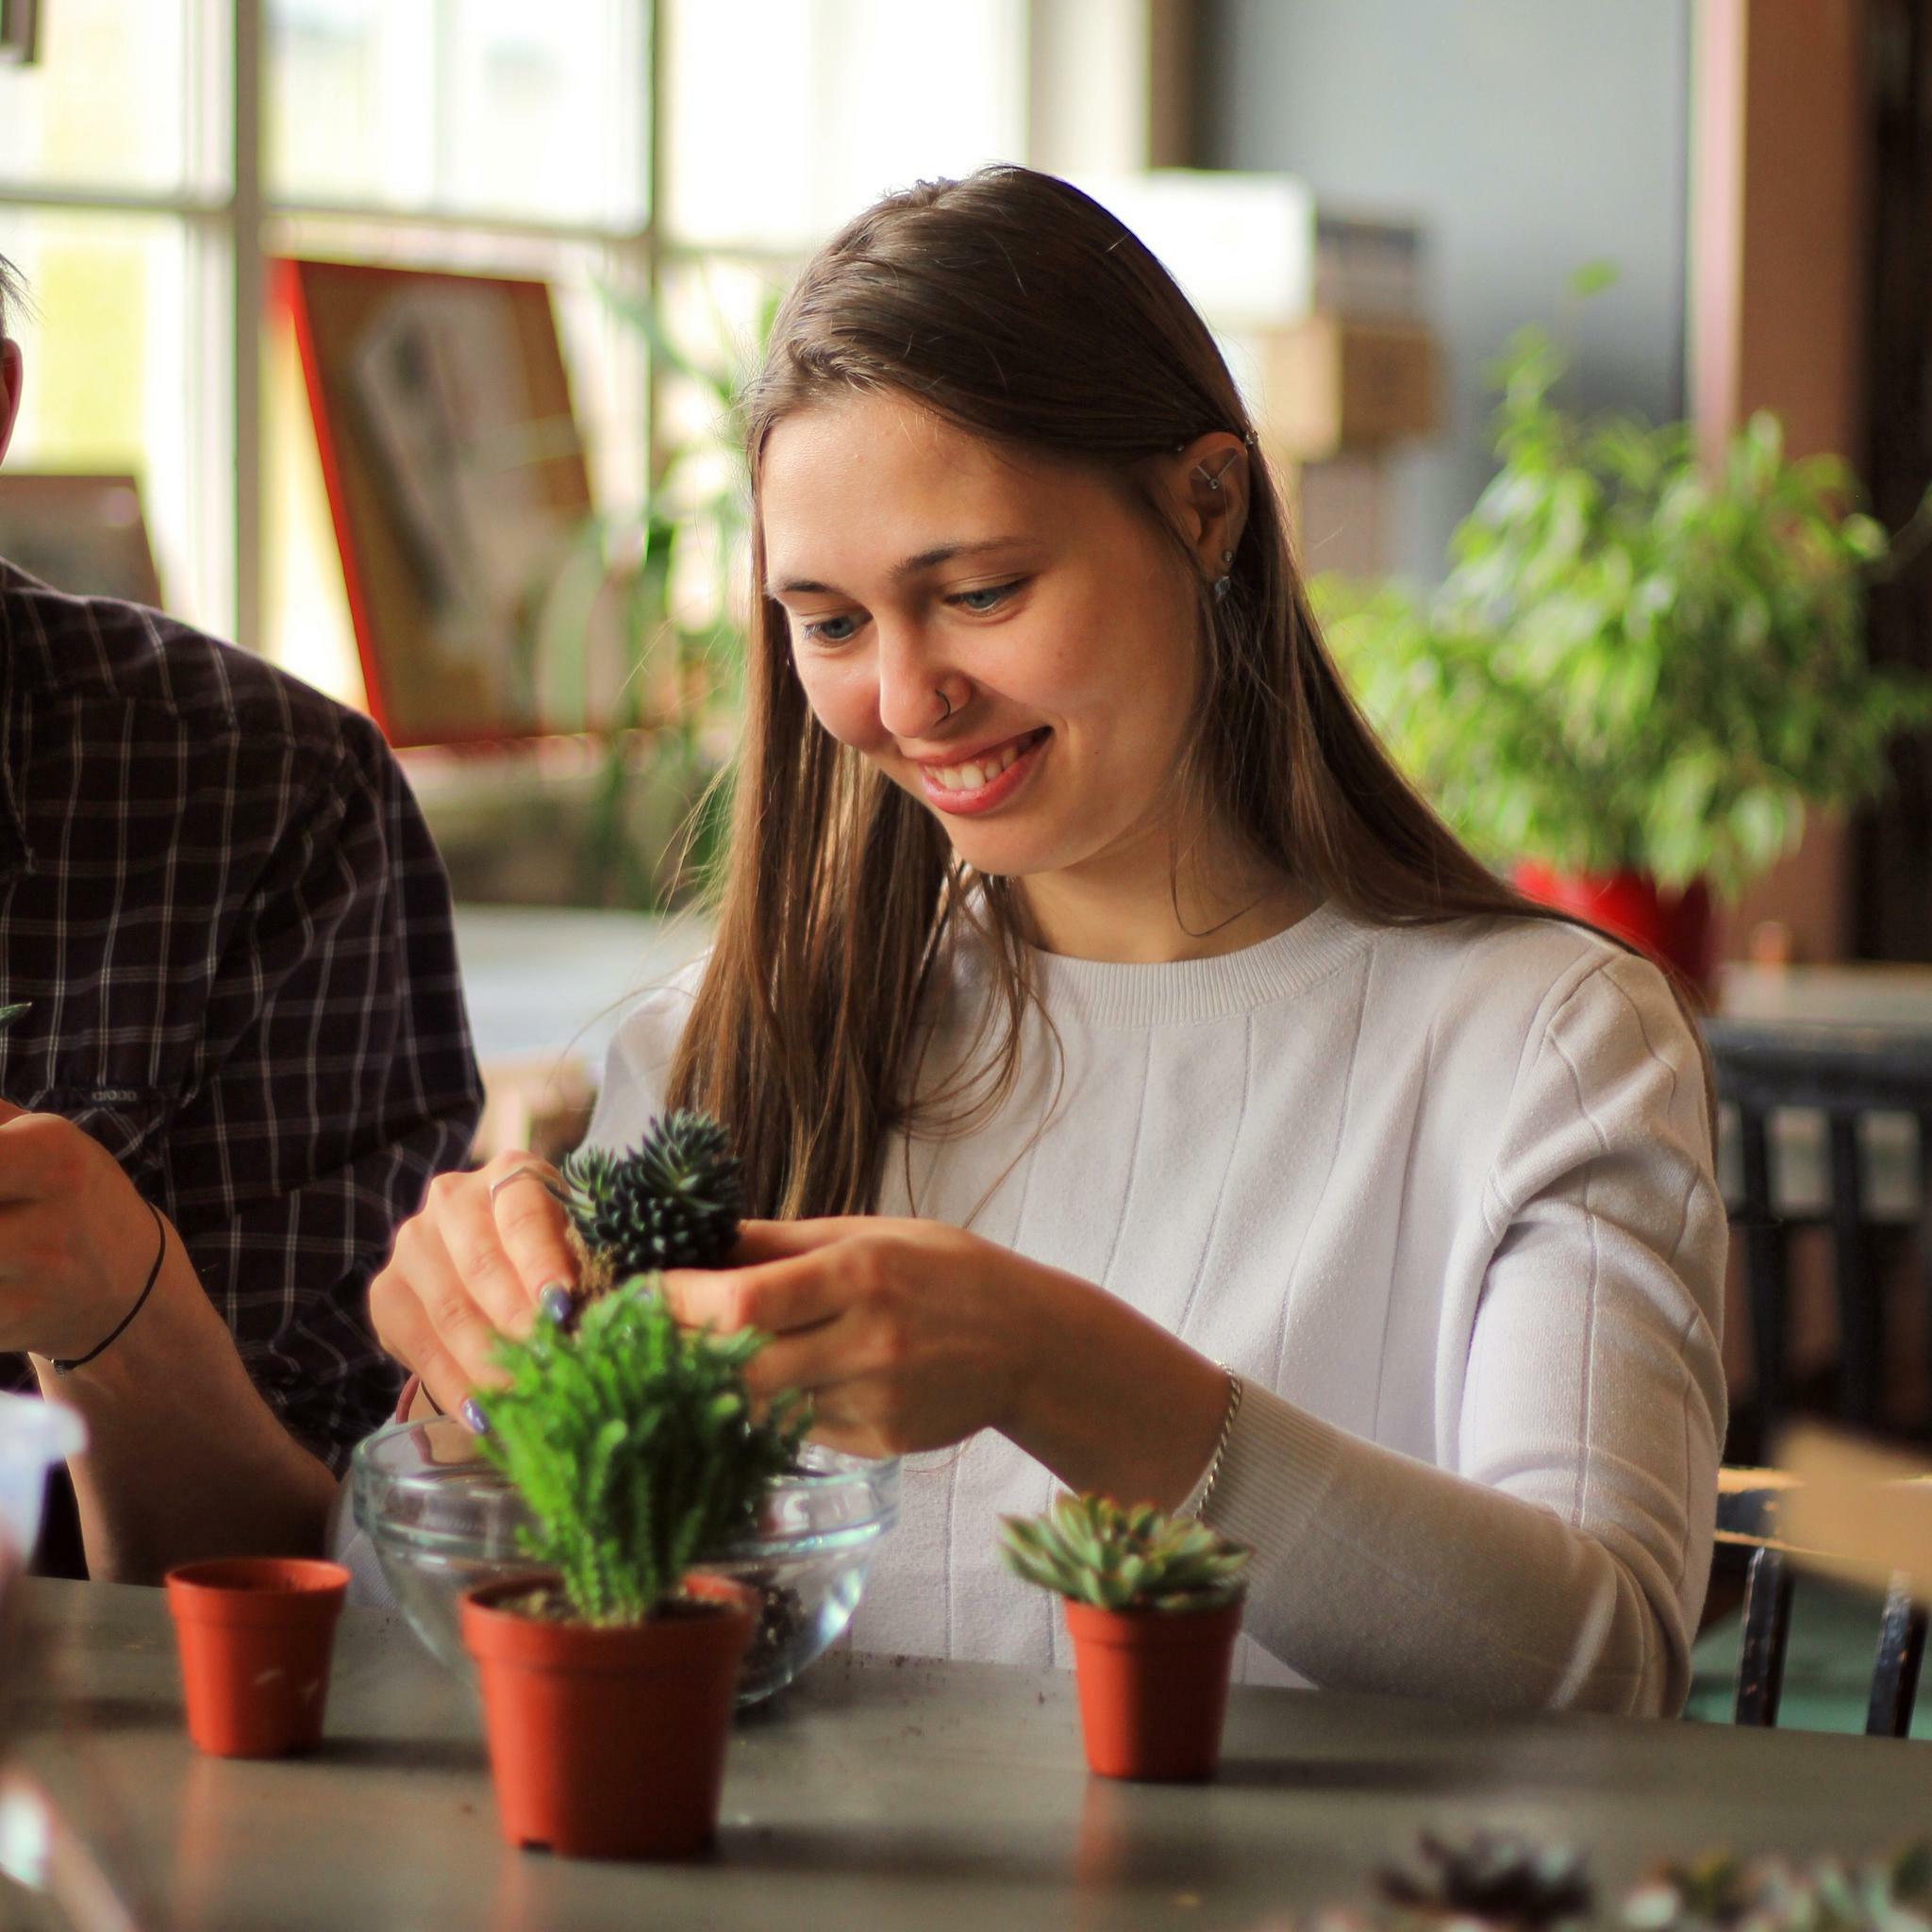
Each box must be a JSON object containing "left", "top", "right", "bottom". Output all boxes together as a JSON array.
[{"left": 998, "top": 1258, "right": 1232, "bottom": 1510}]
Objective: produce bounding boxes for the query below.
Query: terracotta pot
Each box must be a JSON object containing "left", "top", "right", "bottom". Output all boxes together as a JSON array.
[
  {"left": 1063, "top": 1595, "right": 1243, "bottom": 1782},
  {"left": 1511, "top": 863, "right": 1717, "bottom": 1003},
  {"left": 164, "top": 1557, "right": 350, "bottom": 1758},
  {"left": 459, "top": 1573, "right": 755, "bottom": 1861}
]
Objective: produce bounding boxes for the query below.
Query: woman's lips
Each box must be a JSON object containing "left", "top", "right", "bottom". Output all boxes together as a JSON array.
[{"left": 913, "top": 728, "right": 1050, "bottom": 817}]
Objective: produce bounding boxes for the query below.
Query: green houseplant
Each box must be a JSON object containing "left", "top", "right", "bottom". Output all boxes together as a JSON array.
[
  {"left": 1319, "top": 315, "right": 1932, "bottom": 994},
  {"left": 998, "top": 1493, "right": 1251, "bottom": 1782},
  {"left": 458, "top": 1115, "right": 807, "bottom": 1861}
]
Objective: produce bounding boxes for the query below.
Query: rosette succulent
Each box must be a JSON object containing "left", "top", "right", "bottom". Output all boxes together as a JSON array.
[{"left": 997, "top": 1493, "right": 1250, "bottom": 1612}]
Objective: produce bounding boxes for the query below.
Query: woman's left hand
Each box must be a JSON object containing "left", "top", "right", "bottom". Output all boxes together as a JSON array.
[{"left": 659, "top": 1217, "right": 1045, "bottom": 1459}]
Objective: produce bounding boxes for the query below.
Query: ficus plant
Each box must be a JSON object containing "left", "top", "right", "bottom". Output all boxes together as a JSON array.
[
  {"left": 474, "top": 1277, "right": 807, "bottom": 1627},
  {"left": 1318, "top": 315, "right": 1932, "bottom": 895}
]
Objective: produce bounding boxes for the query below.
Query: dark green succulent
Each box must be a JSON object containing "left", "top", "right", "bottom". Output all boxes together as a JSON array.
[
  {"left": 1379, "top": 1833, "right": 1593, "bottom": 1931},
  {"left": 560, "top": 1108, "right": 745, "bottom": 1280}
]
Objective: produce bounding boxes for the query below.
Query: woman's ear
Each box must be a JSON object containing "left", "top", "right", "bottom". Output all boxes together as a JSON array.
[{"left": 1153, "top": 432, "right": 1251, "bottom": 584}]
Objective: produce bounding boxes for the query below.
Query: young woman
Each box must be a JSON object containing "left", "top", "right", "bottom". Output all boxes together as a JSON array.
[{"left": 369, "top": 166, "right": 1726, "bottom": 1716}]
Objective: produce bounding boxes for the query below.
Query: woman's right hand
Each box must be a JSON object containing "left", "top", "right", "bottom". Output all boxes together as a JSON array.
[{"left": 368, "top": 1150, "right": 581, "bottom": 1421}]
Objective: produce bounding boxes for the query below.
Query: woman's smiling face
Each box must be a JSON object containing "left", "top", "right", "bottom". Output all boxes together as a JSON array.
[{"left": 759, "top": 389, "right": 1209, "bottom": 889}]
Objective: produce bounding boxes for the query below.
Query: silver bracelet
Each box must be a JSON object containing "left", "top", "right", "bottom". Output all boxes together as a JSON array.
[{"left": 1191, "top": 1365, "right": 1244, "bottom": 1519}]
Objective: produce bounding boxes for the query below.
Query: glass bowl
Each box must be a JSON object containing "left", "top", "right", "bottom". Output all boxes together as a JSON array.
[{"left": 349, "top": 1415, "right": 899, "bottom": 1705}]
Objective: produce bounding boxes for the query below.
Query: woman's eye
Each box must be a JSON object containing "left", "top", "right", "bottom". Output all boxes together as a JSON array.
[
  {"left": 949, "top": 579, "right": 1025, "bottom": 615},
  {"left": 800, "top": 612, "right": 861, "bottom": 645}
]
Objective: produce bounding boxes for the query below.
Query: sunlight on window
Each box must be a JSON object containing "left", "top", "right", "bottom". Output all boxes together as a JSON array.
[
  {"left": 664, "top": 0, "right": 1026, "bottom": 250},
  {"left": 1, "top": 0, "right": 1037, "bottom": 742},
  {"left": 268, "top": 0, "right": 647, "bottom": 227},
  {"left": 0, "top": 0, "right": 202, "bottom": 195},
  {"left": 1, "top": 212, "right": 203, "bottom": 623},
  {"left": 263, "top": 297, "right": 364, "bottom": 708}
]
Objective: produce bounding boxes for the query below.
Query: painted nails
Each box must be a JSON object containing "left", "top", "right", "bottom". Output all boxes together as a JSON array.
[
  {"left": 460, "top": 1397, "right": 491, "bottom": 1436},
  {"left": 538, "top": 1281, "right": 575, "bottom": 1328}
]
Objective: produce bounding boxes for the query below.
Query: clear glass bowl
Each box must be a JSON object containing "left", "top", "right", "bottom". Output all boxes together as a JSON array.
[{"left": 349, "top": 1415, "right": 900, "bottom": 1705}]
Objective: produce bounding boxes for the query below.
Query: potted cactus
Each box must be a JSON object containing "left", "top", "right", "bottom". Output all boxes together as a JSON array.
[
  {"left": 998, "top": 1494, "right": 1251, "bottom": 1782},
  {"left": 458, "top": 1113, "right": 807, "bottom": 1861}
]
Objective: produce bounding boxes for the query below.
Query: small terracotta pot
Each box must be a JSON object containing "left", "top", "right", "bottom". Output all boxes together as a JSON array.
[
  {"left": 1511, "top": 863, "right": 1717, "bottom": 1003},
  {"left": 460, "top": 1573, "right": 755, "bottom": 1861},
  {"left": 1063, "top": 1595, "right": 1243, "bottom": 1782},
  {"left": 164, "top": 1557, "right": 350, "bottom": 1758}
]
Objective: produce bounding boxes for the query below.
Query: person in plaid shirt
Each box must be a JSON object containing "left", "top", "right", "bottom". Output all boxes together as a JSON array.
[{"left": 0, "top": 256, "right": 483, "bottom": 1580}]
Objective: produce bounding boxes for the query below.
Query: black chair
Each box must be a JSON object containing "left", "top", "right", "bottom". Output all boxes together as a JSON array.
[
  {"left": 1705, "top": 1019, "right": 1932, "bottom": 1456},
  {"left": 1716, "top": 1467, "right": 1928, "bottom": 1738}
]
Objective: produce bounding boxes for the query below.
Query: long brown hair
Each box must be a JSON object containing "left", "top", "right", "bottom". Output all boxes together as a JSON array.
[{"left": 669, "top": 165, "right": 1663, "bottom": 1218}]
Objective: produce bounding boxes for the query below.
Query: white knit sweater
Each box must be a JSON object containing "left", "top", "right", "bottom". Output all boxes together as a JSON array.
[{"left": 587, "top": 902, "right": 1728, "bottom": 1717}]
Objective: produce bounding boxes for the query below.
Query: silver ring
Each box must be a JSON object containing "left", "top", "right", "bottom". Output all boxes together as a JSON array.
[
  {"left": 936, "top": 687, "right": 954, "bottom": 724},
  {"left": 489, "top": 1165, "right": 557, "bottom": 1208}
]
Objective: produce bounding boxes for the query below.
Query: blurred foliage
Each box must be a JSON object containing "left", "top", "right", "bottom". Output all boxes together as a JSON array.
[
  {"left": 516, "top": 272, "right": 779, "bottom": 910},
  {"left": 1318, "top": 323, "right": 1932, "bottom": 895}
]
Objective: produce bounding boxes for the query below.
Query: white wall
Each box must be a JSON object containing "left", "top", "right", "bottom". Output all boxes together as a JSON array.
[{"left": 1199, "top": 0, "right": 1693, "bottom": 581}]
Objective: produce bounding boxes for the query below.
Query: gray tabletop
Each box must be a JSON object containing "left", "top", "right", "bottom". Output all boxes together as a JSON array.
[{"left": 6, "top": 1580, "right": 1931, "bottom": 1931}]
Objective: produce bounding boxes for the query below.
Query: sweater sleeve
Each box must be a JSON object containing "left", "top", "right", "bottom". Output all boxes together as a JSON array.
[{"left": 1198, "top": 952, "right": 1727, "bottom": 1717}]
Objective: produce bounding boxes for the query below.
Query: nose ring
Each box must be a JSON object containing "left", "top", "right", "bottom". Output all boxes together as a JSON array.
[{"left": 936, "top": 687, "right": 955, "bottom": 724}]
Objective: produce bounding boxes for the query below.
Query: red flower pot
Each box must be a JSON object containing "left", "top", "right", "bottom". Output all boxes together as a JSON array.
[
  {"left": 164, "top": 1557, "right": 350, "bottom": 1758},
  {"left": 459, "top": 1574, "right": 755, "bottom": 1861},
  {"left": 1511, "top": 863, "right": 1717, "bottom": 1003},
  {"left": 1063, "top": 1596, "right": 1243, "bottom": 1782}
]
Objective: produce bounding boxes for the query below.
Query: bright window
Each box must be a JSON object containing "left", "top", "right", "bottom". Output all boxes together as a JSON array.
[
  {"left": 663, "top": 0, "right": 1025, "bottom": 251},
  {"left": 0, "top": 0, "right": 1042, "bottom": 719}
]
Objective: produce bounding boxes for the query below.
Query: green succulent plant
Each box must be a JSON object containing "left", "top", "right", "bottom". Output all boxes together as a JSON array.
[
  {"left": 1623, "top": 1843, "right": 1932, "bottom": 1932},
  {"left": 1378, "top": 1833, "right": 1594, "bottom": 1931},
  {"left": 474, "top": 1276, "right": 806, "bottom": 1626},
  {"left": 997, "top": 1493, "right": 1251, "bottom": 1613},
  {"left": 560, "top": 1108, "right": 745, "bottom": 1285}
]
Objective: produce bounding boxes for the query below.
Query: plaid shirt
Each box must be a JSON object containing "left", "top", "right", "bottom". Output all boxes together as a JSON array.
[{"left": 0, "top": 562, "right": 482, "bottom": 1471}]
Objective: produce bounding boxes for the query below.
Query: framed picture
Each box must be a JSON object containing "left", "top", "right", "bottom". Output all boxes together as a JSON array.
[
  {"left": 0, "top": 474, "right": 162, "bottom": 608},
  {"left": 281, "top": 258, "right": 593, "bottom": 748}
]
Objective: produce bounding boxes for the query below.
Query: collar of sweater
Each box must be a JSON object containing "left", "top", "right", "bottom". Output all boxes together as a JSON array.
[{"left": 1017, "top": 898, "right": 1373, "bottom": 1029}]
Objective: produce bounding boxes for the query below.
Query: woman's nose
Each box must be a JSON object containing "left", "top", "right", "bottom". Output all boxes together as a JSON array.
[{"left": 874, "top": 624, "right": 953, "bottom": 741}]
